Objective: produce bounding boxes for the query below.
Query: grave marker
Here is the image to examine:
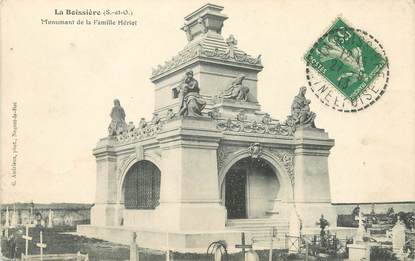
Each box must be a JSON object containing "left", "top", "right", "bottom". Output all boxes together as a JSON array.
[
  {"left": 235, "top": 233, "right": 252, "bottom": 260},
  {"left": 268, "top": 227, "right": 277, "bottom": 261},
  {"left": 392, "top": 218, "right": 406, "bottom": 256},
  {"left": 36, "top": 231, "right": 47, "bottom": 261},
  {"left": 22, "top": 224, "right": 33, "bottom": 256},
  {"left": 354, "top": 210, "right": 365, "bottom": 243},
  {"left": 130, "top": 232, "right": 139, "bottom": 261},
  {"left": 11, "top": 204, "right": 17, "bottom": 227},
  {"left": 5, "top": 206, "right": 10, "bottom": 228},
  {"left": 166, "top": 232, "right": 170, "bottom": 261},
  {"left": 47, "top": 209, "right": 53, "bottom": 228}
]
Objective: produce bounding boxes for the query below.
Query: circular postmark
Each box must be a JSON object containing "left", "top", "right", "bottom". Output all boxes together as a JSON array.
[{"left": 304, "top": 18, "right": 389, "bottom": 112}]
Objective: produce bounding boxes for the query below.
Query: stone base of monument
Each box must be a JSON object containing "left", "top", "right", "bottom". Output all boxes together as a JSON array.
[
  {"left": 348, "top": 243, "right": 369, "bottom": 260},
  {"left": 77, "top": 225, "right": 243, "bottom": 253},
  {"left": 347, "top": 242, "right": 378, "bottom": 261}
]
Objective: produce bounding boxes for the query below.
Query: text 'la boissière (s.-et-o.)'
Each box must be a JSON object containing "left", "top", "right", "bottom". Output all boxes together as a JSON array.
[{"left": 41, "top": 8, "right": 138, "bottom": 26}]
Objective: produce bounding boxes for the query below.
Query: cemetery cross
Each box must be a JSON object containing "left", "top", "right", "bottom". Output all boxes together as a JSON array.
[
  {"left": 36, "top": 231, "right": 47, "bottom": 261},
  {"left": 22, "top": 224, "right": 33, "bottom": 256},
  {"left": 235, "top": 232, "right": 252, "bottom": 259}
]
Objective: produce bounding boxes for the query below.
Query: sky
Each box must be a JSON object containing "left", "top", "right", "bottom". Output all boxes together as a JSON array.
[{"left": 1, "top": 0, "right": 414, "bottom": 204}]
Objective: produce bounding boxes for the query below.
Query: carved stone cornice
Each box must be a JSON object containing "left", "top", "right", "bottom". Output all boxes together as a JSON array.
[
  {"left": 115, "top": 119, "right": 165, "bottom": 145},
  {"left": 215, "top": 116, "right": 295, "bottom": 136},
  {"left": 151, "top": 43, "right": 262, "bottom": 79}
]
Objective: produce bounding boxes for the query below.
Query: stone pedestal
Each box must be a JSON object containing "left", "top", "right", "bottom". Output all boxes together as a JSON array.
[
  {"left": 90, "top": 137, "right": 118, "bottom": 226},
  {"left": 293, "top": 127, "right": 336, "bottom": 227},
  {"left": 154, "top": 117, "right": 227, "bottom": 231},
  {"left": 348, "top": 243, "right": 371, "bottom": 261},
  {"left": 392, "top": 221, "right": 406, "bottom": 255}
]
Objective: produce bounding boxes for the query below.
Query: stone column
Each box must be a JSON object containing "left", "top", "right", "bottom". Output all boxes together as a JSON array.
[
  {"left": 155, "top": 117, "right": 227, "bottom": 231},
  {"left": 293, "top": 127, "right": 336, "bottom": 227},
  {"left": 90, "top": 137, "right": 119, "bottom": 226}
]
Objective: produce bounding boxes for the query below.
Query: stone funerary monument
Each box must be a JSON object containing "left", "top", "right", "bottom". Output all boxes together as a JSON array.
[{"left": 78, "top": 4, "right": 337, "bottom": 251}]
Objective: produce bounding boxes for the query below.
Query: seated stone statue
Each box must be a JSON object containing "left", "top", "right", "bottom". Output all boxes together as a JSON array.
[
  {"left": 220, "top": 74, "right": 249, "bottom": 101},
  {"left": 290, "top": 87, "right": 316, "bottom": 128},
  {"left": 173, "top": 70, "right": 206, "bottom": 117},
  {"left": 108, "top": 99, "right": 127, "bottom": 136}
]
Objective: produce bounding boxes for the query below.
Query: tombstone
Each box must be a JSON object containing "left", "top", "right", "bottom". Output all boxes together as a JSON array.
[
  {"left": 370, "top": 203, "right": 375, "bottom": 215},
  {"left": 130, "top": 232, "right": 139, "bottom": 261},
  {"left": 348, "top": 211, "right": 373, "bottom": 261},
  {"left": 288, "top": 209, "right": 301, "bottom": 252},
  {"left": 207, "top": 240, "right": 227, "bottom": 261},
  {"left": 268, "top": 227, "right": 277, "bottom": 261},
  {"left": 165, "top": 232, "right": 170, "bottom": 261},
  {"left": 29, "top": 206, "right": 34, "bottom": 224},
  {"left": 5, "top": 206, "right": 10, "bottom": 228},
  {"left": 245, "top": 248, "right": 259, "bottom": 261},
  {"left": 354, "top": 210, "right": 365, "bottom": 243},
  {"left": 392, "top": 218, "right": 406, "bottom": 255},
  {"left": 347, "top": 243, "right": 370, "bottom": 261},
  {"left": 10, "top": 205, "right": 17, "bottom": 228},
  {"left": 213, "top": 242, "right": 226, "bottom": 261},
  {"left": 47, "top": 209, "right": 53, "bottom": 228}
]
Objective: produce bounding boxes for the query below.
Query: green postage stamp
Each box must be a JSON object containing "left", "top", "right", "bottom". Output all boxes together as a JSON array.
[{"left": 305, "top": 18, "right": 389, "bottom": 111}]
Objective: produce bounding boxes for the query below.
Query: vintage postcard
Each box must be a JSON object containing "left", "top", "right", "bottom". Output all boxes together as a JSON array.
[{"left": 1, "top": 0, "right": 414, "bottom": 260}]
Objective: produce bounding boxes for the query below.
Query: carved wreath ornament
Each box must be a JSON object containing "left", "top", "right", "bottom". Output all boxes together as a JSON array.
[{"left": 248, "top": 143, "right": 262, "bottom": 159}]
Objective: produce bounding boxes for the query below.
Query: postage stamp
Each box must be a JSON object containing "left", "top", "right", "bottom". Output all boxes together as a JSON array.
[{"left": 305, "top": 17, "right": 389, "bottom": 112}]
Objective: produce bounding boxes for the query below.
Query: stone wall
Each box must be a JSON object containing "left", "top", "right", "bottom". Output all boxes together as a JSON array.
[
  {"left": 1, "top": 203, "right": 92, "bottom": 227},
  {"left": 333, "top": 202, "right": 415, "bottom": 215}
]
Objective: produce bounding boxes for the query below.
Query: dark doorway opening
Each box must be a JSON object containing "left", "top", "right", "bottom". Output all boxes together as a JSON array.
[{"left": 225, "top": 168, "right": 247, "bottom": 219}]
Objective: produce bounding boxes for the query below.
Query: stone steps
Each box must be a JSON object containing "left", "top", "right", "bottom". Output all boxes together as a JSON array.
[{"left": 226, "top": 218, "right": 289, "bottom": 249}]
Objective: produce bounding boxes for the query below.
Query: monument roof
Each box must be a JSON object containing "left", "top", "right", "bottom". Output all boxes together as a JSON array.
[
  {"left": 151, "top": 4, "right": 262, "bottom": 81},
  {"left": 183, "top": 3, "right": 227, "bottom": 23}
]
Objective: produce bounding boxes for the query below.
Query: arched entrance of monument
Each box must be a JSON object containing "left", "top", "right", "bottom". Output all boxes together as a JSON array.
[
  {"left": 223, "top": 157, "right": 279, "bottom": 219},
  {"left": 122, "top": 160, "right": 161, "bottom": 209}
]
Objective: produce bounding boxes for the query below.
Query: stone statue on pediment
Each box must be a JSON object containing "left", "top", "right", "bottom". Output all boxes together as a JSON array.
[
  {"left": 262, "top": 113, "right": 272, "bottom": 125},
  {"left": 108, "top": 99, "right": 128, "bottom": 136},
  {"left": 138, "top": 117, "right": 147, "bottom": 129},
  {"left": 166, "top": 108, "right": 175, "bottom": 120},
  {"left": 151, "top": 113, "right": 161, "bottom": 125},
  {"left": 127, "top": 122, "right": 135, "bottom": 132},
  {"left": 290, "top": 87, "right": 316, "bottom": 128},
  {"left": 225, "top": 35, "right": 238, "bottom": 59},
  {"left": 220, "top": 74, "right": 250, "bottom": 102},
  {"left": 173, "top": 70, "right": 206, "bottom": 117}
]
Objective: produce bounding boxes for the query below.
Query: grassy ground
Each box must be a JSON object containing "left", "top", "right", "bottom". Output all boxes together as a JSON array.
[{"left": 1, "top": 226, "right": 348, "bottom": 261}]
